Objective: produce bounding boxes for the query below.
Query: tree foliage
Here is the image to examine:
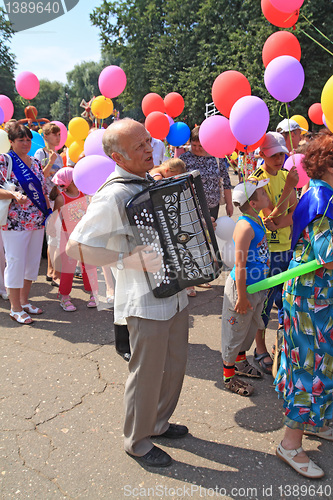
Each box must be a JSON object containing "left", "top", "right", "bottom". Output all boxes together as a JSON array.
[
  {"left": 91, "top": 0, "right": 333, "bottom": 128},
  {"left": 0, "top": 8, "right": 16, "bottom": 104}
]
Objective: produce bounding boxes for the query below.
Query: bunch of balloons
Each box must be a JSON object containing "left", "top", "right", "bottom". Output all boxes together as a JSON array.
[
  {"left": 142, "top": 92, "right": 190, "bottom": 146},
  {"left": 202, "top": 70, "right": 269, "bottom": 157}
]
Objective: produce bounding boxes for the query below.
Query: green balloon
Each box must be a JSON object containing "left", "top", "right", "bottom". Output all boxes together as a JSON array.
[{"left": 247, "top": 259, "right": 322, "bottom": 294}]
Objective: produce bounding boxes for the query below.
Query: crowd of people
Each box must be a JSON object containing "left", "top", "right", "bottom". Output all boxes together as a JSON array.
[{"left": 0, "top": 117, "right": 332, "bottom": 478}]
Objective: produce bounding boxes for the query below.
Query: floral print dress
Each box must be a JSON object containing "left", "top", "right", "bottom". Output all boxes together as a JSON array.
[
  {"left": 275, "top": 216, "right": 333, "bottom": 429},
  {"left": 0, "top": 154, "right": 47, "bottom": 231}
]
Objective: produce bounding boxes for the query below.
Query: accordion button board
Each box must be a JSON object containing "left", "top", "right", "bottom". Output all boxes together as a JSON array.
[{"left": 126, "top": 171, "right": 222, "bottom": 298}]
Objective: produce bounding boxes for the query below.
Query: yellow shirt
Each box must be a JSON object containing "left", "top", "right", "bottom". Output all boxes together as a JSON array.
[{"left": 251, "top": 167, "right": 292, "bottom": 251}]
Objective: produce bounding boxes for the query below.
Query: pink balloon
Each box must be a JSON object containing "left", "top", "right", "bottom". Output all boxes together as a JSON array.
[
  {"left": 15, "top": 71, "right": 40, "bottom": 100},
  {"left": 269, "top": 0, "right": 304, "bottom": 13},
  {"left": 229, "top": 96, "right": 270, "bottom": 146},
  {"left": 84, "top": 129, "right": 109, "bottom": 158},
  {"left": 264, "top": 55, "right": 304, "bottom": 103},
  {"left": 199, "top": 115, "right": 237, "bottom": 157},
  {"left": 284, "top": 153, "right": 309, "bottom": 188},
  {"left": 73, "top": 155, "right": 116, "bottom": 195},
  {"left": 98, "top": 66, "right": 127, "bottom": 99},
  {"left": 0, "top": 95, "right": 14, "bottom": 122},
  {"left": 51, "top": 120, "right": 67, "bottom": 150}
]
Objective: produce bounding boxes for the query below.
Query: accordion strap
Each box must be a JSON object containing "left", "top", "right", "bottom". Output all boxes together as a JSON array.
[{"left": 97, "top": 175, "right": 155, "bottom": 193}]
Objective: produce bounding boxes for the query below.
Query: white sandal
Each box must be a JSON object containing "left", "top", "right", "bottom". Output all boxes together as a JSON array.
[
  {"left": 276, "top": 443, "right": 324, "bottom": 478},
  {"left": 304, "top": 427, "right": 333, "bottom": 441},
  {"left": 10, "top": 309, "right": 33, "bottom": 325},
  {"left": 22, "top": 303, "right": 43, "bottom": 315}
]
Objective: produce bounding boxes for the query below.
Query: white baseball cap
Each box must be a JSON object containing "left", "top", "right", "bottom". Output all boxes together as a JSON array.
[
  {"left": 232, "top": 178, "right": 270, "bottom": 207},
  {"left": 260, "top": 132, "right": 289, "bottom": 157},
  {"left": 276, "top": 118, "right": 307, "bottom": 133}
]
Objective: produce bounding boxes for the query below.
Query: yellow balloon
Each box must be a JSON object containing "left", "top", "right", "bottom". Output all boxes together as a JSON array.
[
  {"left": 91, "top": 95, "right": 114, "bottom": 119},
  {"left": 321, "top": 75, "right": 333, "bottom": 123},
  {"left": 0, "top": 129, "right": 10, "bottom": 153},
  {"left": 291, "top": 115, "right": 309, "bottom": 135},
  {"left": 68, "top": 117, "right": 90, "bottom": 141},
  {"left": 65, "top": 132, "right": 75, "bottom": 148},
  {"left": 230, "top": 151, "right": 238, "bottom": 161},
  {"left": 68, "top": 140, "right": 84, "bottom": 164}
]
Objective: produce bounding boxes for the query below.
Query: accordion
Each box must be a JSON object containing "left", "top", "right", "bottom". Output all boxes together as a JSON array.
[{"left": 125, "top": 170, "right": 222, "bottom": 298}]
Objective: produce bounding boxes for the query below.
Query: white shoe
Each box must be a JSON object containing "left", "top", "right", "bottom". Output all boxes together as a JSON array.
[
  {"left": 304, "top": 427, "right": 333, "bottom": 441},
  {"left": 276, "top": 442, "right": 324, "bottom": 478},
  {"left": 1, "top": 293, "right": 8, "bottom": 300}
]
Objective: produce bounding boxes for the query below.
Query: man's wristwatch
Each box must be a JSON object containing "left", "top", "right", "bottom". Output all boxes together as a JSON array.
[{"left": 116, "top": 252, "right": 124, "bottom": 270}]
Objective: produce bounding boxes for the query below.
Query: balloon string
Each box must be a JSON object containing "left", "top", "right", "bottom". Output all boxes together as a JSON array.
[
  {"left": 298, "top": 28, "right": 333, "bottom": 57},
  {"left": 278, "top": 103, "right": 285, "bottom": 118},
  {"left": 300, "top": 13, "right": 333, "bottom": 47},
  {"left": 284, "top": 103, "right": 296, "bottom": 165}
]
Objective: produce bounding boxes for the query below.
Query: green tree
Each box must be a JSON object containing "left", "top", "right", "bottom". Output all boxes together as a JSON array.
[
  {"left": 50, "top": 87, "right": 71, "bottom": 125},
  {"left": 0, "top": 8, "right": 16, "bottom": 105},
  {"left": 91, "top": 0, "right": 333, "bottom": 129},
  {"left": 32, "top": 79, "right": 64, "bottom": 121}
]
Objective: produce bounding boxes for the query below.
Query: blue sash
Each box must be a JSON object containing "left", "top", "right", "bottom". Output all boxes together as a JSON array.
[
  {"left": 9, "top": 151, "right": 50, "bottom": 218},
  {"left": 291, "top": 185, "right": 333, "bottom": 249}
]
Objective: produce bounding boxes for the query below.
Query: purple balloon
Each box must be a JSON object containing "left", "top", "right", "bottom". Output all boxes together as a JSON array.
[
  {"left": 323, "top": 114, "right": 327, "bottom": 127},
  {"left": 166, "top": 114, "right": 174, "bottom": 127},
  {"left": 84, "top": 129, "right": 109, "bottom": 159},
  {"left": 73, "top": 155, "right": 116, "bottom": 195},
  {"left": 0, "top": 106, "right": 4, "bottom": 125},
  {"left": 264, "top": 55, "right": 305, "bottom": 103},
  {"left": 229, "top": 96, "right": 270, "bottom": 146}
]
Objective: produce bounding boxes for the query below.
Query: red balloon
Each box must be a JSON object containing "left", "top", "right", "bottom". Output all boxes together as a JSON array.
[
  {"left": 262, "top": 31, "right": 301, "bottom": 67},
  {"left": 308, "top": 103, "right": 323, "bottom": 125},
  {"left": 164, "top": 92, "right": 184, "bottom": 118},
  {"left": 261, "top": 0, "right": 299, "bottom": 28},
  {"left": 142, "top": 93, "right": 165, "bottom": 117},
  {"left": 212, "top": 71, "right": 251, "bottom": 118},
  {"left": 145, "top": 111, "right": 170, "bottom": 140},
  {"left": 236, "top": 134, "right": 266, "bottom": 153}
]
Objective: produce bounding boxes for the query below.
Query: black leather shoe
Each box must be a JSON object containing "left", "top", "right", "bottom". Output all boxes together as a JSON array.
[
  {"left": 152, "top": 423, "right": 189, "bottom": 439},
  {"left": 126, "top": 445, "right": 172, "bottom": 467}
]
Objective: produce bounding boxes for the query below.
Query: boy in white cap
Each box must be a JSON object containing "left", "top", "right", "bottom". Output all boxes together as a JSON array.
[
  {"left": 250, "top": 132, "right": 299, "bottom": 374},
  {"left": 221, "top": 179, "right": 270, "bottom": 396},
  {"left": 276, "top": 118, "right": 306, "bottom": 154}
]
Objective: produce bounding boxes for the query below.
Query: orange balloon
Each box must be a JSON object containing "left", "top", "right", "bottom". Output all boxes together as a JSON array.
[
  {"left": 261, "top": 0, "right": 299, "bottom": 28},
  {"left": 236, "top": 134, "right": 266, "bottom": 153},
  {"left": 308, "top": 103, "right": 323, "bottom": 125},
  {"left": 164, "top": 92, "right": 184, "bottom": 118},
  {"left": 262, "top": 31, "right": 301, "bottom": 67},
  {"left": 145, "top": 111, "right": 170, "bottom": 140},
  {"left": 212, "top": 71, "right": 251, "bottom": 118},
  {"left": 142, "top": 93, "right": 165, "bottom": 117},
  {"left": 68, "top": 141, "right": 84, "bottom": 164}
]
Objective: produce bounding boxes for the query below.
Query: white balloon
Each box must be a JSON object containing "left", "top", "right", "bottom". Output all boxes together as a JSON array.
[
  {"left": 222, "top": 240, "right": 235, "bottom": 269},
  {"left": 216, "top": 235, "right": 227, "bottom": 255},
  {"left": 215, "top": 216, "right": 236, "bottom": 242},
  {"left": 0, "top": 129, "right": 10, "bottom": 154}
]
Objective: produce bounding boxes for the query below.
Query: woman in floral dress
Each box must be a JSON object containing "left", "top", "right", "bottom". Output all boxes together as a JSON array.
[{"left": 275, "top": 130, "right": 333, "bottom": 478}]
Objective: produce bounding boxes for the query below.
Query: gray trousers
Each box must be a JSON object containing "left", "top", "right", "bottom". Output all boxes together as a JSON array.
[
  {"left": 124, "top": 306, "right": 189, "bottom": 456},
  {"left": 221, "top": 275, "right": 267, "bottom": 364}
]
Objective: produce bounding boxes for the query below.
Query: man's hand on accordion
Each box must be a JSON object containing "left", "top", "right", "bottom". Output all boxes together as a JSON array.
[{"left": 129, "top": 245, "right": 163, "bottom": 273}]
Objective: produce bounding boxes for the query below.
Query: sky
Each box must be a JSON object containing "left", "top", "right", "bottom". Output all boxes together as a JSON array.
[{"left": 1, "top": 0, "right": 104, "bottom": 83}]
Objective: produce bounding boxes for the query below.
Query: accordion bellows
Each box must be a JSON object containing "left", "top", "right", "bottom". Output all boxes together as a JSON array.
[{"left": 126, "top": 170, "right": 223, "bottom": 298}]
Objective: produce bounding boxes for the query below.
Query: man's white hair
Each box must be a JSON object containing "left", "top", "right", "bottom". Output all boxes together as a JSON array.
[{"left": 102, "top": 118, "right": 138, "bottom": 160}]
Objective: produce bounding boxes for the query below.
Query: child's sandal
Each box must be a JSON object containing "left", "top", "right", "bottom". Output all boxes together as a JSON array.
[
  {"left": 235, "top": 359, "right": 262, "bottom": 378},
  {"left": 87, "top": 295, "right": 97, "bottom": 308},
  {"left": 60, "top": 298, "right": 76, "bottom": 312},
  {"left": 224, "top": 377, "right": 254, "bottom": 396}
]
